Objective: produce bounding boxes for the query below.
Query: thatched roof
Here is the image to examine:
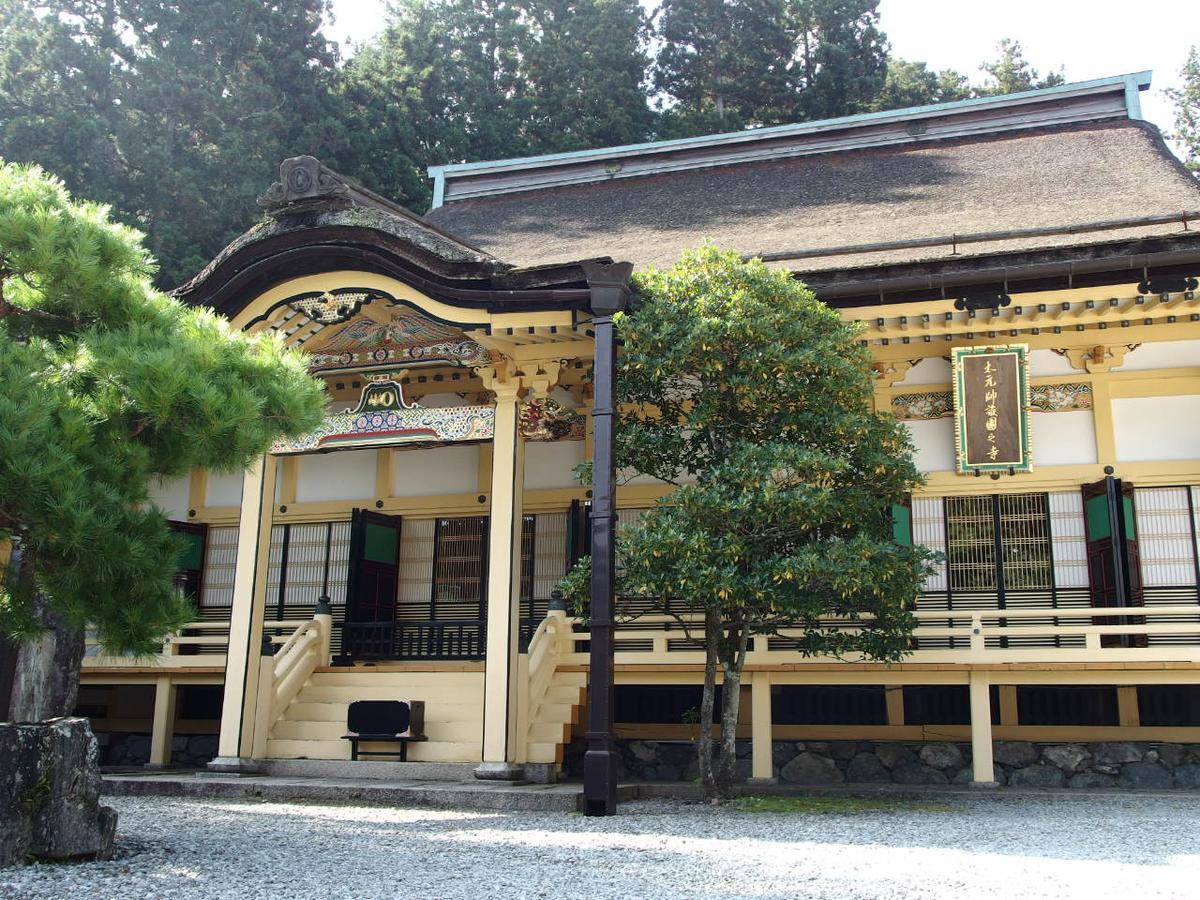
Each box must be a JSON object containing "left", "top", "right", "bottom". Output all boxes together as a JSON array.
[{"left": 425, "top": 120, "right": 1200, "bottom": 281}]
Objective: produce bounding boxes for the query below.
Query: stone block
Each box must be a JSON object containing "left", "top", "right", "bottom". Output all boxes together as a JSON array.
[
  {"left": 891, "top": 761, "right": 948, "bottom": 785},
  {"left": 993, "top": 741, "right": 1038, "bottom": 767},
  {"left": 779, "top": 752, "right": 843, "bottom": 784},
  {"left": 1118, "top": 762, "right": 1174, "bottom": 790},
  {"left": 0, "top": 718, "right": 116, "bottom": 867},
  {"left": 918, "top": 743, "right": 964, "bottom": 770},
  {"left": 1155, "top": 743, "right": 1188, "bottom": 768},
  {"left": 829, "top": 741, "right": 860, "bottom": 761},
  {"left": 845, "top": 753, "right": 891, "bottom": 783},
  {"left": 1008, "top": 765, "right": 1065, "bottom": 788},
  {"left": 1089, "top": 742, "right": 1144, "bottom": 768},
  {"left": 875, "top": 743, "right": 916, "bottom": 770},
  {"left": 1068, "top": 772, "right": 1116, "bottom": 789},
  {"left": 1041, "top": 744, "right": 1091, "bottom": 773},
  {"left": 627, "top": 741, "right": 659, "bottom": 764},
  {"left": 772, "top": 742, "right": 799, "bottom": 768},
  {"left": 1172, "top": 764, "right": 1200, "bottom": 789}
]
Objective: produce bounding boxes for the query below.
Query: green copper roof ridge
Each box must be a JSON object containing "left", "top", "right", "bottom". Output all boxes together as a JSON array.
[{"left": 427, "top": 70, "right": 1152, "bottom": 181}]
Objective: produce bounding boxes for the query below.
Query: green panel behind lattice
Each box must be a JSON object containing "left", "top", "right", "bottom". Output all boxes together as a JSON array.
[
  {"left": 1086, "top": 494, "right": 1111, "bottom": 540},
  {"left": 891, "top": 503, "right": 912, "bottom": 546},
  {"left": 178, "top": 531, "right": 205, "bottom": 571},
  {"left": 364, "top": 522, "right": 398, "bottom": 564},
  {"left": 1122, "top": 496, "right": 1136, "bottom": 540}
]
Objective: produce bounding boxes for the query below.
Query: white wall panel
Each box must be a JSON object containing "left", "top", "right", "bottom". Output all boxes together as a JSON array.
[
  {"left": 206, "top": 470, "right": 244, "bottom": 507},
  {"left": 524, "top": 441, "right": 585, "bottom": 490},
  {"left": 393, "top": 445, "right": 479, "bottom": 497},
  {"left": 904, "top": 418, "right": 956, "bottom": 473},
  {"left": 297, "top": 449, "right": 377, "bottom": 502},
  {"left": 149, "top": 476, "right": 191, "bottom": 520},
  {"left": 1113, "top": 395, "right": 1200, "bottom": 462},
  {"left": 1111, "top": 340, "right": 1200, "bottom": 372},
  {"left": 1028, "top": 349, "right": 1080, "bottom": 377},
  {"left": 1031, "top": 411, "right": 1097, "bottom": 467},
  {"left": 897, "top": 357, "right": 951, "bottom": 385}
]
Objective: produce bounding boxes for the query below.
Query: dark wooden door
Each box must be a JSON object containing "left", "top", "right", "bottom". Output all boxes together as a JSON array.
[
  {"left": 343, "top": 509, "right": 403, "bottom": 658},
  {"left": 1082, "top": 478, "right": 1144, "bottom": 647}
]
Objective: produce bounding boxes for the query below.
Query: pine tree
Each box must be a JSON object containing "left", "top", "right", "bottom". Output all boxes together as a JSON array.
[
  {"left": 873, "top": 58, "right": 973, "bottom": 111},
  {"left": 1166, "top": 46, "right": 1199, "bottom": 172},
  {"left": 0, "top": 161, "right": 326, "bottom": 722},
  {"left": 979, "top": 38, "right": 1064, "bottom": 95}
]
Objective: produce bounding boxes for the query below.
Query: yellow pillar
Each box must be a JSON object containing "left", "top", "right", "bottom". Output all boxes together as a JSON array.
[
  {"left": 750, "top": 672, "right": 774, "bottom": 782},
  {"left": 147, "top": 675, "right": 177, "bottom": 768},
  {"left": 969, "top": 671, "right": 997, "bottom": 786},
  {"left": 211, "top": 454, "right": 277, "bottom": 771},
  {"left": 476, "top": 380, "right": 526, "bottom": 780},
  {"left": 1117, "top": 686, "right": 1140, "bottom": 727}
]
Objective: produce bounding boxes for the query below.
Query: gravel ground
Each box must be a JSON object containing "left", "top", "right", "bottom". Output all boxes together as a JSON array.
[{"left": 3, "top": 793, "right": 1199, "bottom": 899}]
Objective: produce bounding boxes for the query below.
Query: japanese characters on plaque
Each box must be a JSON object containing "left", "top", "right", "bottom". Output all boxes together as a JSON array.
[{"left": 951, "top": 345, "right": 1032, "bottom": 474}]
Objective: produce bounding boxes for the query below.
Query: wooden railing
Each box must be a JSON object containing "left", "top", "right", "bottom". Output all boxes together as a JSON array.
[
  {"left": 524, "top": 610, "right": 574, "bottom": 727},
  {"left": 82, "top": 618, "right": 309, "bottom": 667},
  {"left": 269, "top": 613, "right": 332, "bottom": 728},
  {"left": 564, "top": 604, "right": 1200, "bottom": 665}
]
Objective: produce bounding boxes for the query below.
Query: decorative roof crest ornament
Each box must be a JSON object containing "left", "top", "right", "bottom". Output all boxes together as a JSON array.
[
  {"left": 288, "top": 289, "right": 373, "bottom": 325},
  {"left": 258, "top": 155, "right": 351, "bottom": 215}
]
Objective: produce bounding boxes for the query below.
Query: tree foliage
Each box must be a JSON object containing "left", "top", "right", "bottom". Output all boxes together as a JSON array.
[
  {"left": 565, "top": 247, "right": 932, "bottom": 798},
  {"left": 978, "top": 38, "right": 1063, "bottom": 95},
  {"left": 0, "top": 160, "right": 325, "bottom": 662},
  {"left": 0, "top": 0, "right": 346, "bottom": 288},
  {"left": 1166, "top": 46, "right": 1200, "bottom": 172}
]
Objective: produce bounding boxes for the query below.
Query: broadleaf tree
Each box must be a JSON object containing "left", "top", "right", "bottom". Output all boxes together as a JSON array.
[
  {"left": 0, "top": 161, "right": 326, "bottom": 722},
  {"left": 564, "top": 247, "right": 933, "bottom": 800}
]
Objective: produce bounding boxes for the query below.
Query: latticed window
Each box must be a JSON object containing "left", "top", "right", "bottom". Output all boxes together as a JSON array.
[{"left": 945, "top": 493, "right": 1053, "bottom": 594}]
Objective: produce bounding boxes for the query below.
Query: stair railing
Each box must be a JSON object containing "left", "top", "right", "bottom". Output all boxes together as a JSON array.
[
  {"left": 524, "top": 597, "right": 574, "bottom": 743},
  {"left": 268, "top": 601, "right": 334, "bottom": 728}
]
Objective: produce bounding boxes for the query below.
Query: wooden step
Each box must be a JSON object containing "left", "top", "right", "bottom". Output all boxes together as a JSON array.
[
  {"left": 525, "top": 741, "right": 565, "bottom": 765},
  {"left": 527, "top": 721, "right": 571, "bottom": 744},
  {"left": 282, "top": 700, "right": 481, "bottom": 723},
  {"left": 532, "top": 702, "right": 578, "bottom": 725},
  {"left": 265, "top": 738, "right": 480, "bottom": 763},
  {"left": 299, "top": 683, "right": 482, "bottom": 704},
  {"left": 309, "top": 671, "right": 484, "bottom": 689},
  {"left": 272, "top": 718, "right": 482, "bottom": 743}
]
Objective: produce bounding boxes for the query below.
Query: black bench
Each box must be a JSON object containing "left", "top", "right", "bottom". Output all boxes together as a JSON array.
[{"left": 342, "top": 700, "right": 427, "bottom": 761}]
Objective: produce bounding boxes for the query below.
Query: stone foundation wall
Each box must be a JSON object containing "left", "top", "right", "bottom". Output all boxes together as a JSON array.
[
  {"left": 564, "top": 738, "right": 1200, "bottom": 789},
  {"left": 96, "top": 731, "right": 218, "bottom": 768}
]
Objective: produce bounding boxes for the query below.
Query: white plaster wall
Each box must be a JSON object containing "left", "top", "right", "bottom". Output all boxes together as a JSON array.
[
  {"left": 148, "top": 476, "right": 191, "bottom": 520},
  {"left": 1113, "top": 395, "right": 1200, "bottom": 462},
  {"left": 297, "top": 449, "right": 377, "bottom": 503},
  {"left": 1031, "top": 410, "right": 1096, "bottom": 467},
  {"left": 903, "top": 418, "right": 956, "bottom": 472},
  {"left": 1028, "top": 349, "right": 1080, "bottom": 377},
  {"left": 394, "top": 445, "right": 479, "bottom": 497},
  {"left": 206, "top": 470, "right": 244, "bottom": 507},
  {"left": 897, "top": 357, "right": 951, "bottom": 385},
  {"left": 1111, "top": 340, "right": 1200, "bottom": 372},
  {"left": 524, "top": 441, "right": 585, "bottom": 490}
]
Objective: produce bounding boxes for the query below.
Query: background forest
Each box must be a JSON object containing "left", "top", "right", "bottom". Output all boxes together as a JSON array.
[{"left": 0, "top": 1, "right": 1192, "bottom": 289}]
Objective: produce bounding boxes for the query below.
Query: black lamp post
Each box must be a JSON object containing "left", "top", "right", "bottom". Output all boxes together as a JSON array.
[{"left": 580, "top": 260, "right": 633, "bottom": 816}]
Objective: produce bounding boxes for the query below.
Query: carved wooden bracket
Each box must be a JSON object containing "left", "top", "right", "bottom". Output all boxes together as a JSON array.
[
  {"left": 871, "top": 359, "right": 920, "bottom": 389},
  {"left": 1056, "top": 344, "right": 1140, "bottom": 374}
]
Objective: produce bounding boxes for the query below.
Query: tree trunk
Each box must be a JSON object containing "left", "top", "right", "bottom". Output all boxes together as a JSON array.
[
  {"left": 714, "top": 626, "right": 749, "bottom": 797},
  {"left": 697, "top": 606, "right": 721, "bottom": 799},
  {"left": 6, "top": 551, "right": 83, "bottom": 723}
]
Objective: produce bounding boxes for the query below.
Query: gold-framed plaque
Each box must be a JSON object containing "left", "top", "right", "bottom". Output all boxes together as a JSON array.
[{"left": 952, "top": 344, "right": 1032, "bottom": 474}]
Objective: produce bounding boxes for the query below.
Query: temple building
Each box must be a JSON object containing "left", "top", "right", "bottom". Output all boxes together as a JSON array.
[{"left": 79, "top": 71, "right": 1200, "bottom": 787}]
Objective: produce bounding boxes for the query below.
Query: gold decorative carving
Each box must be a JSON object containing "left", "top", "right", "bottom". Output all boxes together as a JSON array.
[{"left": 871, "top": 359, "right": 920, "bottom": 388}]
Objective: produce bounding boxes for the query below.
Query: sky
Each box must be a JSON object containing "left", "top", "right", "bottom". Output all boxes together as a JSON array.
[{"left": 326, "top": 0, "right": 1197, "bottom": 138}]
